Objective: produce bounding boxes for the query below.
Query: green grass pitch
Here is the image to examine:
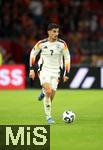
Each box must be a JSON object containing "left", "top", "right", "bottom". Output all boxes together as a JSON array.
[{"left": 0, "top": 89, "right": 103, "bottom": 150}]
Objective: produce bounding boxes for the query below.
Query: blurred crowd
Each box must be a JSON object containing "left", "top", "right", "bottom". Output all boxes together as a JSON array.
[{"left": 0, "top": 0, "right": 103, "bottom": 66}]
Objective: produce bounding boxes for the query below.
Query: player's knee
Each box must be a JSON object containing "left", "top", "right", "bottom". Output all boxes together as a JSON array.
[{"left": 45, "top": 88, "right": 52, "bottom": 97}]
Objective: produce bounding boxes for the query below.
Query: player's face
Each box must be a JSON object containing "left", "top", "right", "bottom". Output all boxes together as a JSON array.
[{"left": 48, "top": 28, "right": 59, "bottom": 41}]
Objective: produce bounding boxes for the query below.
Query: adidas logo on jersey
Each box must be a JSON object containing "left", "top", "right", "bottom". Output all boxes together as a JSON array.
[{"left": 43, "top": 46, "right": 48, "bottom": 49}]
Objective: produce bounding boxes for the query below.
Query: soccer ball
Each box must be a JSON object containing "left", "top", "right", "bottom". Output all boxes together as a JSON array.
[{"left": 63, "top": 110, "right": 75, "bottom": 123}]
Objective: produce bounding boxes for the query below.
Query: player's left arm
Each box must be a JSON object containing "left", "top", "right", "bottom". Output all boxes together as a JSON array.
[{"left": 63, "top": 42, "right": 71, "bottom": 82}]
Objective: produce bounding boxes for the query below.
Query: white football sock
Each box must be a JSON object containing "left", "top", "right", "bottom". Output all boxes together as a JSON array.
[
  {"left": 43, "top": 96, "right": 51, "bottom": 120},
  {"left": 42, "top": 88, "right": 45, "bottom": 95}
]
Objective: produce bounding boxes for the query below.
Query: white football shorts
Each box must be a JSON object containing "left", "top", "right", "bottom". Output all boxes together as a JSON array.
[{"left": 39, "top": 70, "right": 59, "bottom": 91}]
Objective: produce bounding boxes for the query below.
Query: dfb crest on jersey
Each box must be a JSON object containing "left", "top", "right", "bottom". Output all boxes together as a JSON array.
[{"left": 56, "top": 44, "right": 60, "bottom": 49}]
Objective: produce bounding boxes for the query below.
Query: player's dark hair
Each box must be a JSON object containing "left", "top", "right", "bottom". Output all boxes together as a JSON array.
[{"left": 47, "top": 23, "right": 59, "bottom": 31}]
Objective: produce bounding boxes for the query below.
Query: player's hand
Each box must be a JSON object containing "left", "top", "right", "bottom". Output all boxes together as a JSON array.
[
  {"left": 63, "top": 76, "right": 69, "bottom": 82},
  {"left": 29, "top": 70, "right": 35, "bottom": 80}
]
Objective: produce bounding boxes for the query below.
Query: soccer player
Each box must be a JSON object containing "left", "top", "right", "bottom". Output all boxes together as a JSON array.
[{"left": 29, "top": 23, "right": 70, "bottom": 124}]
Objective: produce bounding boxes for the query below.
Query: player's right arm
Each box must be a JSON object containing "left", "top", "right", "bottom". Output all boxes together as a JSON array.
[{"left": 29, "top": 41, "right": 41, "bottom": 80}]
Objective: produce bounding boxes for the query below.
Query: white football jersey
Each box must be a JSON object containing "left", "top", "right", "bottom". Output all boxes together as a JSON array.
[{"left": 30, "top": 38, "right": 70, "bottom": 74}]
